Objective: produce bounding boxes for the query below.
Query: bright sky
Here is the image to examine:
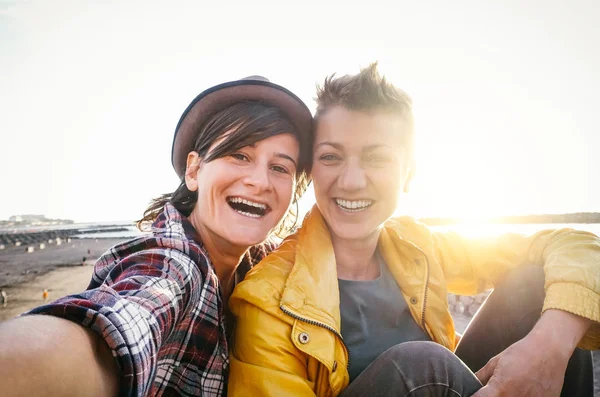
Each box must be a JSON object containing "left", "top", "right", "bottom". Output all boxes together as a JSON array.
[{"left": 1, "top": 0, "right": 599, "bottom": 222}]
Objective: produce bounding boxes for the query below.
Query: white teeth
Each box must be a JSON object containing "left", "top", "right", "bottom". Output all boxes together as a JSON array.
[
  {"left": 228, "top": 197, "right": 267, "bottom": 210},
  {"left": 234, "top": 210, "right": 261, "bottom": 218},
  {"left": 335, "top": 199, "right": 373, "bottom": 212}
]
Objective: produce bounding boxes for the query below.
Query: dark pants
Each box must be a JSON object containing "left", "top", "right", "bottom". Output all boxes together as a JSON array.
[{"left": 340, "top": 266, "right": 594, "bottom": 397}]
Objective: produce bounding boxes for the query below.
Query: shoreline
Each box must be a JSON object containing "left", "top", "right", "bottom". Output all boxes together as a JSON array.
[{"left": 0, "top": 238, "right": 125, "bottom": 288}]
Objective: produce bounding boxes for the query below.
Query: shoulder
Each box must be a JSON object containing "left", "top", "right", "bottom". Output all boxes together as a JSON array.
[
  {"left": 231, "top": 234, "right": 299, "bottom": 311},
  {"left": 386, "top": 216, "right": 434, "bottom": 238},
  {"left": 93, "top": 233, "right": 212, "bottom": 290}
]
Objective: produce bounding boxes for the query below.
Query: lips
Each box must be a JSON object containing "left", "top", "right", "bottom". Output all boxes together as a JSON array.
[
  {"left": 335, "top": 198, "right": 374, "bottom": 212},
  {"left": 227, "top": 196, "right": 271, "bottom": 218}
]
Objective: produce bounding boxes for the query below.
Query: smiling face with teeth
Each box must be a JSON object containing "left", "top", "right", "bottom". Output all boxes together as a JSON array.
[
  {"left": 184, "top": 132, "right": 300, "bottom": 251},
  {"left": 312, "top": 106, "right": 413, "bottom": 243}
]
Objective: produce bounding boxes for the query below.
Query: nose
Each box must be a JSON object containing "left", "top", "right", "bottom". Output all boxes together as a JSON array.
[
  {"left": 338, "top": 158, "right": 367, "bottom": 191},
  {"left": 242, "top": 163, "right": 272, "bottom": 192}
]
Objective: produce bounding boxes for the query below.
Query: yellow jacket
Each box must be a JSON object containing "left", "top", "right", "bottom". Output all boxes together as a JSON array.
[{"left": 228, "top": 207, "right": 600, "bottom": 397}]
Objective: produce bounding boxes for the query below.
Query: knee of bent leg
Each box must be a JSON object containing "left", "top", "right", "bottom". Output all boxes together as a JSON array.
[
  {"left": 501, "top": 265, "right": 544, "bottom": 289},
  {"left": 496, "top": 265, "right": 545, "bottom": 305},
  {"left": 380, "top": 341, "right": 454, "bottom": 364},
  {"left": 376, "top": 342, "right": 471, "bottom": 385}
]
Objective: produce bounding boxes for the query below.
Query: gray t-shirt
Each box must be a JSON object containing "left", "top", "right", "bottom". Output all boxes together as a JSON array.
[{"left": 339, "top": 259, "right": 430, "bottom": 381}]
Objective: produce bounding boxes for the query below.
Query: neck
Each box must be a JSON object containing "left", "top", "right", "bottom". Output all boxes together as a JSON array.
[
  {"left": 332, "top": 229, "right": 381, "bottom": 281},
  {"left": 189, "top": 217, "right": 247, "bottom": 298}
]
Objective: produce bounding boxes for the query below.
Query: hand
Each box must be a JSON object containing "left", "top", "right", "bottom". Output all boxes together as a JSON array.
[
  {"left": 471, "top": 308, "right": 591, "bottom": 397},
  {"left": 471, "top": 333, "right": 568, "bottom": 397}
]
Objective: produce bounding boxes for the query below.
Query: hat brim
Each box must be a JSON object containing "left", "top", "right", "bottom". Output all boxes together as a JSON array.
[{"left": 172, "top": 80, "right": 313, "bottom": 178}]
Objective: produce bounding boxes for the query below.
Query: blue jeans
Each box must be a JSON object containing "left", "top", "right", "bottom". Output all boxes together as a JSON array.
[{"left": 340, "top": 266, "right": 594, "bottom": 397}]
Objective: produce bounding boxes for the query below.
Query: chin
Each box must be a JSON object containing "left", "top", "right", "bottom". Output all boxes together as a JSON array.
[
  {"left": 330, "top": 227, "right": 370, "bottom": 242},
  {"left": 330, "top": 218, "right": 383, "bottom": 242},
  {"left": 227, "top": 231, "right": 270, "bottom": 248}
]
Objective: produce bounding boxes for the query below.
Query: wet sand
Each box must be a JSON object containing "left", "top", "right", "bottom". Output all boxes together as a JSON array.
[
  {"left": 0, "top": 238, "right": 124, "bottom": 287},
  {"left": 0, "top": 265, "right": 95, "bottom": 322},
  {"left": 0, "top": 238, "right": 124, "bottom": 322}
]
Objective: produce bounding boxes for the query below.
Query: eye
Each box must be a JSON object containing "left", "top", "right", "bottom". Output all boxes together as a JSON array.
[
  {"left": 319, "top": 153, "right": 341, "bottom": 162},
  {"left": 230, "top": 152, "right": 249, "bottom": 162},
  {"left": 367, "top": 155, "right": 387, "bottom": 162},
  {"left": 365, "top": 154, "right": 394, "bottom": 166},
  {"left": 271, "top": 165, "right": 291, "bottom": 175}
]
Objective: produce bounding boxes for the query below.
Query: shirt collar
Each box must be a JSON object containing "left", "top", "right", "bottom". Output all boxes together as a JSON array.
[{"left": 152, "top": 202, "right": 200, "bottom": 244}]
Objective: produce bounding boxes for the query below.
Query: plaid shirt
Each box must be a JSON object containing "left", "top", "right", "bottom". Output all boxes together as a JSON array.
[{"left": 29, "top": 203, "right": 269, "bottom": 396}]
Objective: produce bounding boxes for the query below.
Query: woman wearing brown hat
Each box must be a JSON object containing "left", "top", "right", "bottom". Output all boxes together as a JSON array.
[{"left": 0, "top": 77, "right": 313, "bottom": 396}]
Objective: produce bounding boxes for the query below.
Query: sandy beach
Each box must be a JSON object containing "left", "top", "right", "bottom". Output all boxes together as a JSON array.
[
  {"left": 0, "top": 265, "right": 95, "bottom": 322},
  {"left": 0, "top": 238, "right": 124, "bottom": 322}
]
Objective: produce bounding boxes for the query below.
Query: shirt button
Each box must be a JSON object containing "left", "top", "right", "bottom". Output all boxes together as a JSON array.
[
  {"left": 332, "top": 361, "right": 338, "bottom": 372},
  {"left": 298, "top": 332, "right": 310, "bottom": 344},
  {"left": 410, "top": 296, "right": 418, "bottom": 305}
]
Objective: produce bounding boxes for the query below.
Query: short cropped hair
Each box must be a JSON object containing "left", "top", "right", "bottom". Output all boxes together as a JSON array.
[{"left": 315, "top": 63, "right": 415, "bottom": 159}]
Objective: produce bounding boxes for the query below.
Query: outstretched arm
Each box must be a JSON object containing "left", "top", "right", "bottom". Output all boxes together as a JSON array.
[
  {"left": 0, "top": 315, "right": 119, "bottom": 397},
  {"left": 0, "top": 247, "right": 199, "bottom": 396}
]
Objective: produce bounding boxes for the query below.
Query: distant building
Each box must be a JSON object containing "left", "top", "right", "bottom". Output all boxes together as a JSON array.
[
  {"left": 8, "top": 214, "right": 47, "bottom": 223},
  {"left": 3, "top": 214, "right": 74, "bottom": 227}
]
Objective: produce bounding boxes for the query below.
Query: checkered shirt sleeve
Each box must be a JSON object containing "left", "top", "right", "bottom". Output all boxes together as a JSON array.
[{"left": 27, "top": 203, "right": 227, "bottom": 396}]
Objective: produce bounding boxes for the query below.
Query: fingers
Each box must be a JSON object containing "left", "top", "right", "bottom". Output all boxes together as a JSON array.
[
  {"left": 472, "top": 385, "right": 494, "bottom": 397},
  {"left": 475, "top": 357, "right": 497, "bottom": 385}
]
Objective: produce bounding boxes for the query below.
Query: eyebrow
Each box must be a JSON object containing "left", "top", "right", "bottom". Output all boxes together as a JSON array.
[
  {"left": 315, "top": 141, "right": 343, "bottom": 150},
  {"left": 275, "top": 153, "right": 297, "bottom": 168},
  {"left": 315, "top": 142, "right": 390, "bottom": 152},
  {"left": 363, "top": 144, "right": 390, "bottom": 152},
  {"left": 247, "top": 143, "right": 298, "bottom": 168}
]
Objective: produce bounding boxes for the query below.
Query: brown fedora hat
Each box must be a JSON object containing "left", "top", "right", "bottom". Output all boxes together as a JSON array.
[{"left": 171, "top": 76, "right": 313, "bottom": 178}]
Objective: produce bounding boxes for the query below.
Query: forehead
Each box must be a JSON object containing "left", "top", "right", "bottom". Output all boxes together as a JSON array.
[
  {"left": 254, "top": 132, "right": 300, "bottom": 156},
  {"left": 315, "top": 106, "right": 411, "bottom": 150},
  {"left": 208, "top": 128, "right": 299, "bottom": 155}
]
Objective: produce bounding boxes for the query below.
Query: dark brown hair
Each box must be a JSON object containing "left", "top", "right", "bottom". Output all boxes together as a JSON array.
[
  {"left": 315, "top": 62, "right": 414, "bottom": 159},
  {"left": 137, "top": 101, "right": 311, "bottom": 237}
]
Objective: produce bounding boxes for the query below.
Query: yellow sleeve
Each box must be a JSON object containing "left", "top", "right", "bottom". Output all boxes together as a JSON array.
[
  {"left": 228, "top": 297, "right": 316, "bottom": 397},
  {"left": 433, "top": 228, "right": 600, "bottom": 349}
]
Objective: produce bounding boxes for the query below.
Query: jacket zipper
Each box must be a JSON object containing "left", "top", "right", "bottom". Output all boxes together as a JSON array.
[
  {"left": 403, "top": 243, "right": 432, "bottom": 340},
  {"left": 280, "top": 305, "right": 351, "bottom": 369},
  {"left": 420, "top": 254, "right": 431, "bottom": 337}
]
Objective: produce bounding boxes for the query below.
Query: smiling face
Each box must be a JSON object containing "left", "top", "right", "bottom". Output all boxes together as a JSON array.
[
  {"left": 185, "top": 132, "right": 299, "bottom": 250},
  {"left": 312, "top": 106, "right": 413, "bottom": 243}
]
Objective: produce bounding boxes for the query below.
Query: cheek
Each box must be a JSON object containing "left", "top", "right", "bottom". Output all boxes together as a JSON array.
[
  {"left": 194, "top": 168, "right": 223, "bottom": 211},
  {"left": 274, "top": 178, "right": 295, "bottom": 209},
  {"left": 193, "top": 185, "right": 212, "bottom": 215},
  {"left": 311, "top": 179, "right": 329, "bottom": 205},
  {"left": 373, "top": 171, "right": 402, "bottom": 203},
  {"left": 311, "top": 166, "right": 335, "bottom": 194}
]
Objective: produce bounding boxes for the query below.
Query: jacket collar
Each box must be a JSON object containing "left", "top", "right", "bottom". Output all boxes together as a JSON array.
[
  {"left": 280, "top": 206, "right": 342, "bottom": 331},
  {"left": 279, "top": 206, "right": 422, "bottom": 333}
]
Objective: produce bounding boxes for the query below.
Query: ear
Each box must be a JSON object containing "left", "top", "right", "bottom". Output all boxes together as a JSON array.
[
  {"left": 184, "top": 152, "right": 201, "bottom": 192},
  {"left": 402, "top": 163, "right": 415, "bottom": 193}
]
